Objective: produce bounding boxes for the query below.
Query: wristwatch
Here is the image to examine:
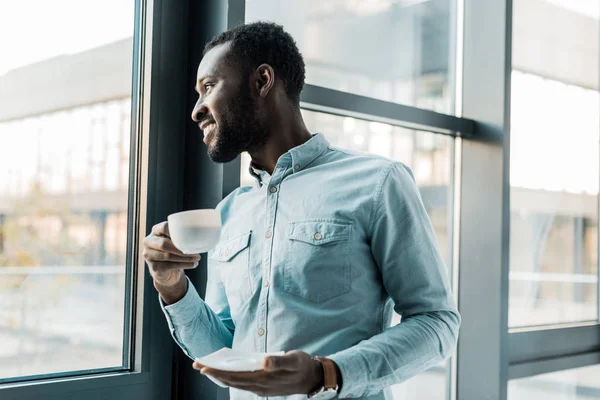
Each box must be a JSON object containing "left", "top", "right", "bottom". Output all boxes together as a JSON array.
[{"left": 308, "top": 357, "right": 339, "bottom": 400}]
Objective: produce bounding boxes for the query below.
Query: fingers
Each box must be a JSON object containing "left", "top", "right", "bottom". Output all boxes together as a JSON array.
[
  {"left": 151, "top": 221, "right": 170, "bottom": 238},
  {"left": 193, "top": 363, "right": 299, "bottom": 397},
  {"left": 200, "top": 368, "right": 269, "bottom": 389},
  {"left": 193, "top": 361, "right": 204, "bottom": 370},
  {"left": 144, "top": 234, "right": 187, "bottom": 256},
  {"left": 143, "top": 246, "right": 200, "bottom": 263},
  {"left": 149, "top": 261, "right": 199, "bottom": 272},
  {"left": 263, "top": 352, "right": 298, "bottom": 372}
]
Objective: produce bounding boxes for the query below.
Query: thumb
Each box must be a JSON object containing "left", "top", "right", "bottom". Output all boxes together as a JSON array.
[{"left": 263, "top": 353, "right": 296, "bottom": 371}]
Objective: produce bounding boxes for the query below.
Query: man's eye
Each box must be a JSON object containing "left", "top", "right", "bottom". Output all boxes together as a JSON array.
[{"left": 204, "top": 83, "right": 214, "bottom": 91}]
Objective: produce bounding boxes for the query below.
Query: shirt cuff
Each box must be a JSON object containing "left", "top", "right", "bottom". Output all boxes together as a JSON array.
[
  {"left": 328, "top": 351, "right": 371, "bottom": 399},
  {"left": 159, "top": 276, "right": 203, "bottom": 329}
]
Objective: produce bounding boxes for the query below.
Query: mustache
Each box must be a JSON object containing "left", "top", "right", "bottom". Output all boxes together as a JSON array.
[{"left": 200, "top": 117, "right": 215, "bottom": 126}]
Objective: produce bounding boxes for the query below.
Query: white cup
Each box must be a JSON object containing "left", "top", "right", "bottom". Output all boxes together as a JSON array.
[{"left": 167, "top": 209, "right": 222, "bottom": 254}]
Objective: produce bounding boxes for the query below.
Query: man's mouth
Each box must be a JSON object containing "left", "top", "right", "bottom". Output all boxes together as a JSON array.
[
  {"left": 202, "top": 123, "right": 216, "bottom": 144},
  {"left": 199, "top": 119, "right": 215, "bottom": 130}
]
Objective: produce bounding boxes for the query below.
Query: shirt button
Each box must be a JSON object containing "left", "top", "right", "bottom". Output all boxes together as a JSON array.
[
  {"left": 265, "top": 231, "right": 272, "bottom": 238},
  {"left": 314, "top": 232, "right": 323, "bottom": 240},
  {"left": 269, "top": 186, "right": 278, "bottom": 193},
  {"left": 263, "top": 279, "right": 269, "bottom": 287},
  {"left": 258, "top": 328, "right": 265, "bottom": 336},
  {"left": 294, "top": 164, "right": 301, "bottom": 170}
]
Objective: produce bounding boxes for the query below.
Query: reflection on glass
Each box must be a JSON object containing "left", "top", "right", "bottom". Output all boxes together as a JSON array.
[
  {"left": 509, "top": 364, "right": 600, "bottom": 400},
  {"left": 0, "top": 0, "right": 134, "bottom": 380},
  {"left": 245, "top": 0, "right": 457, "bottom": 114},
  {"left": 509, "top": 0, "right": 600, "bottom": 328},
  {"left": 240, "top": 109, "right": 453, "bottom": 399}
]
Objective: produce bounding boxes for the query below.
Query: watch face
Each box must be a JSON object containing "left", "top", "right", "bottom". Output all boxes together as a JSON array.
[{"left": 311, "top": 389, "right": 338, "bottom": 400}]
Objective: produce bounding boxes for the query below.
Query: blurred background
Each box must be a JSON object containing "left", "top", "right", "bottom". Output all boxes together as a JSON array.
[{"left": 0, "top": 0, "right": 599, "bottom": 399}]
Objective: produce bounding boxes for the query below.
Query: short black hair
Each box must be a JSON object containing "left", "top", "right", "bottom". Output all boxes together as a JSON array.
[{"left": 204, "top": 21, "right": 306, "bottom": 103}]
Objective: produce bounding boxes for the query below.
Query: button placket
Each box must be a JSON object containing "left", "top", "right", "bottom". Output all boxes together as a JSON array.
[{"left": 257, "top": 166, "right": 286, "bottom": 353}]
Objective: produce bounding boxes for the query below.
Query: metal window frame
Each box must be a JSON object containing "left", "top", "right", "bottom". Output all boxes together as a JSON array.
[
  {"left": 509, "top": 325, "right": 600, "bottom": 379},
  {"left": 456, "top": 1, "right": 513, "bottom": 400},
  {"left": 597, "top": 0, "right": 600, "bottom": 340},
  {"left": 300, "top": 85, "right": 475, "bottom": 137},
  {"left": 172, "top": 1, "right": 236, "bottom": 399},
  {"left": 222, "top": 0, "right": 245, "bottom": 199}
]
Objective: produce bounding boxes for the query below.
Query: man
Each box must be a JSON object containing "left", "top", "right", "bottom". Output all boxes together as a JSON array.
[{"left": 143, "top": 22, "right": 460, "bottom": 400}]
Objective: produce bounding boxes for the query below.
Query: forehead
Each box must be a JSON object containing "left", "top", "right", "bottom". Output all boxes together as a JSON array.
[{"left": 197, "top": 42, "right": 238, "bottom": 80}]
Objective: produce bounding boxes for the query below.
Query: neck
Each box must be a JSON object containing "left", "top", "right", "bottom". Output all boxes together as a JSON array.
[{"left": 249, "top": 103, "right": 312, "bottom": 174}]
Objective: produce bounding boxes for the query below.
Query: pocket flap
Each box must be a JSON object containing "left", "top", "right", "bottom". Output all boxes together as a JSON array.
[
  {"left": 210, "top": 231, "right": 251, "bottom": 262},
  {"left": 288, "top": 220, "right": 351, "bottom": 245}
]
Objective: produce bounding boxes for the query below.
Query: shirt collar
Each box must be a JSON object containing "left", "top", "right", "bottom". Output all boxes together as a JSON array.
[
  {"left": 249, "top": 164, "right": 271, "bottom": 187},
  {"left": 248, "top": 133, "right": 330, "bottom": 186}
]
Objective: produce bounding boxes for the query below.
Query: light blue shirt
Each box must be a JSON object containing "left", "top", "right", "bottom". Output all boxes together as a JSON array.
[{"left": 160, "top": 133, "right": 460, "bottom": 399}]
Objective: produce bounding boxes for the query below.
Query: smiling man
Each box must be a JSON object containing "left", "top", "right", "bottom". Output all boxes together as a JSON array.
[{"left": 143, "top": 22, "right": 460, "bottom": 400}]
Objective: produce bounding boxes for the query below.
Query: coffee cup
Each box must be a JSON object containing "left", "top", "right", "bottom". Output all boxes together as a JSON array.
[{"left": 167, "top": 209, "right": 222, "bottom": 254}]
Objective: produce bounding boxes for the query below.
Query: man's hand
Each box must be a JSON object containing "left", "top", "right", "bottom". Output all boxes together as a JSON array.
[
  {"left": 193, "top": 351, "right": 324, "bottom": 397},
  {"left": 143, "top": 222, "right": 201, "bottom": 304}
]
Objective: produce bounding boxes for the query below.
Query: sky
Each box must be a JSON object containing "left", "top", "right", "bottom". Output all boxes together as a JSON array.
[{"left": 0, "top": 0, "right": 134, "bottom": 76}]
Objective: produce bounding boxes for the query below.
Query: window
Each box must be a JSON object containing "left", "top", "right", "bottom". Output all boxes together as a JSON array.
[
  {"left": 509, "top": 0, "right": 600, "bottom": 328},
  {"left": 0, "top": 0, "right": 135, "bottom": 381},
  {"left": 509, "top": 364, "right": 600, "bottom": 400},
  {"left": 245, "top": 0, "right": 458, "bottom": 114}
]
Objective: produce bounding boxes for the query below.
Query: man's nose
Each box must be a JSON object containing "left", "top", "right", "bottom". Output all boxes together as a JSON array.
[{"left": 191, "top": 101, "right": 208, "bottom": 123}]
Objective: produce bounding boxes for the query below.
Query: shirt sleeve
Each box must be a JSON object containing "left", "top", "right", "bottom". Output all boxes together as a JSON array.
[
  {"left": 159, "top": 256, "right": 235, "bottom": 360},
  {"left": 328, "top": 163, "right": 461, "bottom": 398}
]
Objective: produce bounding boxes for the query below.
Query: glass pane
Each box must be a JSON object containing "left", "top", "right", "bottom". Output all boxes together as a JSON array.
[
  {"left": 240, "top": 109, "right": 454, "bottom": 398},
  {"left": 245, "top": 0, "right": 457, "bottom": 114},
  {"left": 0, "top": 0, "right": 135, "bottom": 380},
  {"left": 509, "top": 364, "right": 600, "bottom": 400},
  {"left": 509, "top": 0, "right": 600, "bottom": 327}
]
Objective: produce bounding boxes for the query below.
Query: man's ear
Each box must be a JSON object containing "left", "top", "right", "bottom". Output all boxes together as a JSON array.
[{"left": 255, "top": 64, "right": 275, "bottom": 98}]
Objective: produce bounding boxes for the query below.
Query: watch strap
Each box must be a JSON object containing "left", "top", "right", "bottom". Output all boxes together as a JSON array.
[{"left": 314, "top": 357, "right": 338, "bottom": 391}]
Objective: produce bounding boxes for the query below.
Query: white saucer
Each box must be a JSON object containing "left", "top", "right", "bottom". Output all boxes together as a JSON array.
[{"left": 195, "top": 348, "right": 285, "bottom": 388}]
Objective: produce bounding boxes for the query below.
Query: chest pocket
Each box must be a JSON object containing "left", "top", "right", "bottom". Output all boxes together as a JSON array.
[
  {"left": 284, "top": 220, "right": 352, "bottom": 303},
  {"left": 210, "top": 231, "right": 253, "bottom": 310}
]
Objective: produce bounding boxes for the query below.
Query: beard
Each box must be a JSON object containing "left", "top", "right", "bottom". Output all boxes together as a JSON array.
[{"left": 207, "top": 79, "right": 270, "bottom": 163}]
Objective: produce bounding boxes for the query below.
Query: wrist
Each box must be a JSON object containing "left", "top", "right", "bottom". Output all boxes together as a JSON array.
[{"left": 155, "top": 273, "right": 188, "bottom": 304}]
